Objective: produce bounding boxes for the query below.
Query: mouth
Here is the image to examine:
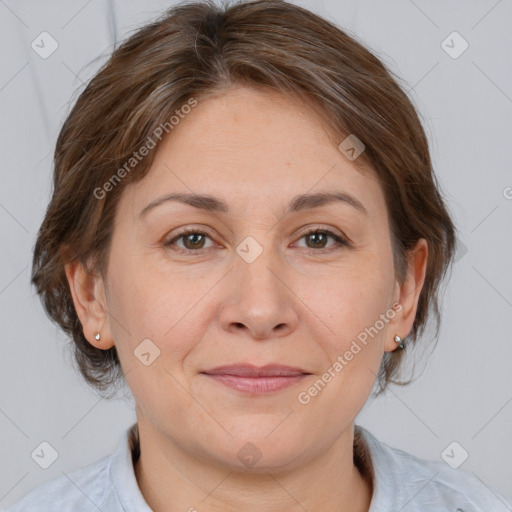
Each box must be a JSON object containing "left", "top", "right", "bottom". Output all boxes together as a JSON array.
[{"left": 200, "top": 364, "right": 312, "bottom": 394}]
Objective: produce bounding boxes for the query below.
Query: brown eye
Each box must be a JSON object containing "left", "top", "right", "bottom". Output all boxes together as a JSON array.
[
  {"left": 181, "top": 232, "right": 207, "bottom": 250},
  {"left": 305, "top": 231, "right": 330, "bottom": 249},
  {"left": 164, "top": 229, "right": 214, "bottom": 253},
  {"left": 297, "top": 228, "right": 349, "bottom": 252},
  {"left": 163, "top": 227, "right": 350, "bottom": 256}
]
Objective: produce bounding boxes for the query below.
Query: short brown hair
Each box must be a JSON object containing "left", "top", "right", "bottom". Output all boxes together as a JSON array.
[{"left": 31, "top": 0, "right": 456, "bottom": 398}]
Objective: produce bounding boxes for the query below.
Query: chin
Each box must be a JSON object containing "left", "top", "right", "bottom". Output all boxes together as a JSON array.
[{"left": 202, "top": 423, "right": 309, "bottom": 473}]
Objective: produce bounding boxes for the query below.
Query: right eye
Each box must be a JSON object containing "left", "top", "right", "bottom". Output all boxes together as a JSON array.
[{"left": 163, "top": 229, "right": 216, "bottom": 254}]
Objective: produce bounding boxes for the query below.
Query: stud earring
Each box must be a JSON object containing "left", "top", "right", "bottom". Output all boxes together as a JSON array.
[
  {"left": 394, "top": 335, "right": 405, "bottom": 349},
  {"left": 95, "top": 333, "right": 101, "bottom": 342}
]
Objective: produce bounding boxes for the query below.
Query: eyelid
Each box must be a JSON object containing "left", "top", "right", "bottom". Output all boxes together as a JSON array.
[{"left": 297, "top": 225, "right": 348, "bottom": 241}]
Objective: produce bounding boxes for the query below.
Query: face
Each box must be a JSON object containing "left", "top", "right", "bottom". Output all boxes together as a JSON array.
[{"left": 69, "top": 85, "right": 426, "bottom": 471}]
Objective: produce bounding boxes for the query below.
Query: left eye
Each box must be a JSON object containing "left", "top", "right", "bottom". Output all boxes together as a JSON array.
[
  {"left": 296, "top": 228, "right": 349, "bottom": 251},
  {"left": 163, "top": 228, "right": 349, "bottom": 254}
]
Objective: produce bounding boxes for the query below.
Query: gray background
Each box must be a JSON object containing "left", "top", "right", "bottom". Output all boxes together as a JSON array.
[{"left": 1, "top": 0, "right": 511, "bottom": 507}]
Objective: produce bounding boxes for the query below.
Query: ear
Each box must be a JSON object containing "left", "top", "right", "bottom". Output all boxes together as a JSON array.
[
  {"left": 64, "top": 257, "right": 114, "bottom": 349},
  {"left": 385, "top": 238, "right": 428, "bottom": 352}
]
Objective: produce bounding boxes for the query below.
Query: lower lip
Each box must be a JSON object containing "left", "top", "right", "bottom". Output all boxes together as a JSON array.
[{"left": 203, "top": 374, "right": 308, "bottom": 394}]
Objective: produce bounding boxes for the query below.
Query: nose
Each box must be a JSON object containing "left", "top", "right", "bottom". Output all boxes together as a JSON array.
[{"left": 218, "top": 252, "right": 299, "bottom": 340}]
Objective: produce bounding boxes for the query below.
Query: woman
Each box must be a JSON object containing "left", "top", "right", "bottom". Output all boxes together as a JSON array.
[{"left": 7, "top": 0, "right": 511, "bottom": 511}]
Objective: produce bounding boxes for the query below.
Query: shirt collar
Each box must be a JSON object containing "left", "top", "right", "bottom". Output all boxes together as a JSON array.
[
  {"left": 109, "top": 422, "right": 397, "bottom": 511},
  {"left": 355, "top": 424, "right": 405, "bottom": 510},
  {"left": 109, "top": 422, "right": 152, "bottom": 511}
]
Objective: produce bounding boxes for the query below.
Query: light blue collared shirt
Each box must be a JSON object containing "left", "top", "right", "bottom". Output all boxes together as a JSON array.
[{"left": 5, "top": 423, "right": 512, "bottom": 511}]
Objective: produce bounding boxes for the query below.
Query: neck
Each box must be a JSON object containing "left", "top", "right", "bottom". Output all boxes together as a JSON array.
[{"left": 132, "top": 422, "right": 373, "bottom": 512}]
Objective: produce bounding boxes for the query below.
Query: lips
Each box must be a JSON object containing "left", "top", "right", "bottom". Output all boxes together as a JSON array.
[
  {"left": 200, "top": 364, "right": 311, "bottom": 394},
  {"left": 201, "top": 363, "right": 310, "bottom": 377}
]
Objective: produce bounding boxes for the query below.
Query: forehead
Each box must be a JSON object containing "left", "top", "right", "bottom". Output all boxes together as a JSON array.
[{"left": 120, "top": 85, "right": 386, "bottom": 219}]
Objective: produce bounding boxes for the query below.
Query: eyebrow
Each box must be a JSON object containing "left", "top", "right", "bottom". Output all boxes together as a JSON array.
[{"left": 138, "top": 190, "right": 367, "bottom": 219}]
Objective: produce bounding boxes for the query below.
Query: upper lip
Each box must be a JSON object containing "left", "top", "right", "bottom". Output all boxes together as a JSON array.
[{"left": 201, "top": 363, "right": 311, "bottom": 377}]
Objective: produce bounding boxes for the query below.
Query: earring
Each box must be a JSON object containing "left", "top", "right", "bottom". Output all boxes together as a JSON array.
[
  {"left": 95, "top": 333, "right": 101, "bottom": 341},
  {"left": 394, "top": 335, "right": 405, "bottom": 349}
]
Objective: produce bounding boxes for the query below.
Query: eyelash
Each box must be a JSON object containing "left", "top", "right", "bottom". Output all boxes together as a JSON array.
[{"left": 163, "top": 227, "right": 350, "bottom": 255}]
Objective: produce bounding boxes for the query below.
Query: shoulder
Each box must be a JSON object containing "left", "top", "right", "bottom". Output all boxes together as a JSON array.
[
  {"left": 356, "top": 426, "right": 512, "bottom": 512},
  {"left": 395, "top": 446, "right": 511, "bottom": 512},
  {"left": 4, "top": 453, "right": 115, "bottom": 512}
]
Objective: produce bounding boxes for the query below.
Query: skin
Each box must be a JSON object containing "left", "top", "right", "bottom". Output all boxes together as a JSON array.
[{"left": 65, "top": 85, "right": 428, "bottom": 512}]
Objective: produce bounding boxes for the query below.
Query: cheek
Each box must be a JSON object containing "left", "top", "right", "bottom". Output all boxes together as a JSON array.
[
  {"left": 106, "top": 259, "right": 212, "bottom": 369},
  {"left": 296, "top": 262, "right": 394, "bottom": 420},
  {"left": 314, "top": 259, "right": 395, "bottom": 342}
]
